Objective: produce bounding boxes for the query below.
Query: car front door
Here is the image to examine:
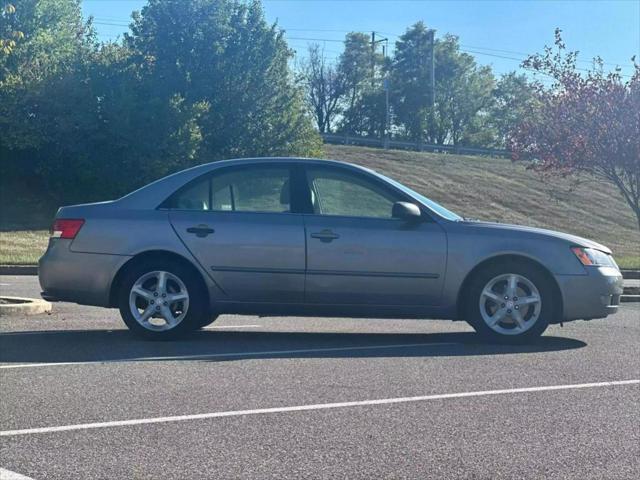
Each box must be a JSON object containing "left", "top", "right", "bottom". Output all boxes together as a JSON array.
[
  {"left": 302, "top": 166, "right": 447, "bottom": 306},
  {"left": 167, "top": 164, "right": 306, "bottom": 303}
]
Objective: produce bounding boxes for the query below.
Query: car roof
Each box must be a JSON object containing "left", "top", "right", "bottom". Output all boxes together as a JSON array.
[
  {"left": 198, "top": 157, "right": 374, "bottom": 171},
  {"left": 116, "top": 157, "right": 377, "bottom": 209}
]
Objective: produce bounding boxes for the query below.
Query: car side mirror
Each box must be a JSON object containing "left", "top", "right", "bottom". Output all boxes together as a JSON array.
[{"left": 392, "top": 202, "right": 422, "bottom": 221}]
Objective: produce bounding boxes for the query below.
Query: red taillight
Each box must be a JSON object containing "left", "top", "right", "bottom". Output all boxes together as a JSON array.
[{"left": 51, "top": 219, "right": 85, "bottom": 239}]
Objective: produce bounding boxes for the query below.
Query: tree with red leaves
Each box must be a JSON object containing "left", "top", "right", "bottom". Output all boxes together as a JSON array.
[{"left": 510, "top": 29, "right": 640, "bottom": 231}]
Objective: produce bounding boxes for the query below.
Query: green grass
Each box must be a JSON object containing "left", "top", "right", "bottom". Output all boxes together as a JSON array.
[
  {"left": 1, "top": 144, "right": 638, "bottom": 267},
  {"left": 616, "top": 256, "right": 640, "bottom": 269},
  {"left": 0, "top": 230, "right": 49, "bottom": 265}
]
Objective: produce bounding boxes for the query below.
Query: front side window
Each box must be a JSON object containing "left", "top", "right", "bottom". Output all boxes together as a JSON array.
[
  {"left": 168, "top": 167, "right": 291, "bottom": 213},
  {"left": 306, "top": 168, "right": 401, "bottom": 218}
]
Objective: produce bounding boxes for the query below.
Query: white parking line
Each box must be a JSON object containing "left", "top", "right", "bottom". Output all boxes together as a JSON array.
[
  {"left": 0, "top": 326, "right": 260, "bottom": 336},
  {"left": 0, "top": 341, "right": 458, "bottom": 370},
  {"left": 0, "top": 330, "right": 114, "bottom": 336},
  {"left": 0, "top": 467, "right": 35, "bottom": 480},
  {"left": 1, "top": 380, "right": 637, "bottom": 437},
  {"left": 205, "top": 324, "right": 262, "bottom": 329}
]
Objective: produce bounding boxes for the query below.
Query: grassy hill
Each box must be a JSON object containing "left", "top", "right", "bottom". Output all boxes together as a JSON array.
[{"left": 1, "top": 144, "right": 638, "bottom": 266}]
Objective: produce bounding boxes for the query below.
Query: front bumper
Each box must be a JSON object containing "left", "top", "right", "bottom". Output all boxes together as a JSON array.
[
  {"left": 39, "top": 239, "right": 130, "bottom": 307},
  {"left": 556, "top": 266, "right": 624, "bottom": 321}
]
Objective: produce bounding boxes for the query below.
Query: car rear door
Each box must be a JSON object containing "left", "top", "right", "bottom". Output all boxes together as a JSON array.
[
  {"left": 302, "top": 165, "right": 447, "bottom": 306},
  {"left": 167, "top": 164, "right": 306, "bottom": 303}
]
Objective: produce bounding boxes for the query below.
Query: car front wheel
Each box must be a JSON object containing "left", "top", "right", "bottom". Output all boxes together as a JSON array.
[
  {"left": 118, "top": 259, "right": 208, "bottom": 340},
  {"left": 466, "top": 262, "right": 554, "bottom": 343}
]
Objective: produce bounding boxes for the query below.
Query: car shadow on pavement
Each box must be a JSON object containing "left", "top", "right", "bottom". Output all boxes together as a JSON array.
[{"left": 0, "top": 329, "right": 586, "bottom": 366}]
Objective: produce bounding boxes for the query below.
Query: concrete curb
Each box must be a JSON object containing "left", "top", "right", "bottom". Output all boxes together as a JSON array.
[
  {"left": 0, "top": 296, "right": 51, "bottom": 316},
  {"left": 0, "top": 265, "right": 38, "bottom": 275},
  {"left": 620, "top": 295, "right": 640, "bottom": 303},
  {"left": 620, "top": 270, "right": 640, "bottom": 279}
]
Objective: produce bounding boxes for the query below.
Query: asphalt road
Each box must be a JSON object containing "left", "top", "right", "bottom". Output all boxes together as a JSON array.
[{"left": 1, "top": 275, "right": 639, "bottom": 479}]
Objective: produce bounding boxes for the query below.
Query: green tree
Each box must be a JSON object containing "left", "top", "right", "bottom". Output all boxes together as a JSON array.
[
  {"left": 0, "top": 0, "right": 92, "bottom": 150},
  {"left": 391, "top": 22, "right": 433, "bottom": 142},
  {"left": 1, "top": 0, "right": 320, "bottom": 205},
  {"left": 390, "top": 28, "right": 495, "bottom": 146},
  {"left": 127, "top": 0, "right": 319, "bottom": 159},
  {"left": 337, "top": 32, "right": 384, "bottom": 135},
  {"left": 0, "top": 2, "right": 23, "bottom": 57},
  {"left": 488, "top": 72, "right": 537, "bottom": 147},
  {"left": 0, "top": 0, "right": 203, "bottom": 203},
  {"left": 434, "top": 36, "right": 495, "bottom": 146},
  {"left": 0, "top": 0, "right": 97, "bottom": 204}
]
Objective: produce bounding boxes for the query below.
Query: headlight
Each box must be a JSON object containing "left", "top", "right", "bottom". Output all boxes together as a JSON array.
[{"left": 571, "top": 247, "right": 617, "bottom": 267}]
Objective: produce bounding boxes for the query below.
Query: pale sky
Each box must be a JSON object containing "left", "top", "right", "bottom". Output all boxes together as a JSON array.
[{"left": 82, "top": 0, "right": 640, "bottom": 80}]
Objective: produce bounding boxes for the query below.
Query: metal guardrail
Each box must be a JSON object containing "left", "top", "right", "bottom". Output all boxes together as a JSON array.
[{"left": 321, "top": 133, "right": 511, "bottom": 158}]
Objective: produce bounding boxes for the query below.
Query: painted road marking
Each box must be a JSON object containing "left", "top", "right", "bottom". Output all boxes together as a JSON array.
[
  {"left": 0, "top": 330, "right": 115, "bottom": 336},
  {"left": 0, "top": 326, "right": 260, "bottom": 335},
  {"left": 1, "top": 380, "right": 637, "bottom": 437},
  {"left": 0, "top": 341, "right": 458, "bottom": 369},
  {"left": 0, "top": 467, "right": 35, "bottom": 479},
  {"left": 205, "top": 324, "right": 262, "bottom": 329}
]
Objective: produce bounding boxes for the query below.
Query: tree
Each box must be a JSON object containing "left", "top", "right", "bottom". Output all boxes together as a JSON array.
[
  {"left": 488, "top": 72, "right": 537, "bottom": 148},
  {"left": 391, "top": 22, "right": 433, "bottom": 142},
  {"left": 510, "top": 30, "right": 640, "bottom": 230},
  {"left": 1, "top": 0, "right": 320, "bottom": 205},
  {"left": 127, "top": 0, "right": 320, "bottom": 160},
  {"left": 0, "top": 0, "right": 92, "bottom": 150},
  {"left": 391, "top": 28, "right": 495, "bottom": 146},
  {"left": 0, "top": 0, "right": 205, "bottom": 203},
  {"left": 433, "top": 36, "right": 494, "bottom": 146},
  {"left": 337, "top": 32, "right": 383, "bottom": 135},
  {"left": 0, "top": 2, "right": 23, "bottom": 57},
  {"left": 300, "top": 44, "right": 345, "bottom": 133},
  {"left": 0, "top": 0, "right": 97, "bottom": 203}
]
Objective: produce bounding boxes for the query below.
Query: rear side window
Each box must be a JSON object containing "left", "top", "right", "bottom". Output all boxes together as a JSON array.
[
  {"left": 172, "top": 177, "right": 209, "bottom": 211},
  {"left": 167, "top": 167, "right": 291, "bottom": 213}
]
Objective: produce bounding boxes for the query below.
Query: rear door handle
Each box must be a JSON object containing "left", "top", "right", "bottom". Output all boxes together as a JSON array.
[
  {"left": 186, "top": 224, "right": 215, "bottom": 238},
  {"left": 310, "top": 229, "right": 340, "bottom": 243}
]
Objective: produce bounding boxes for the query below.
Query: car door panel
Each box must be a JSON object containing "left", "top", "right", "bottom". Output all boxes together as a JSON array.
[
  {"left": 304, "top": 216, "right": 447, "bottom": 305},
  {"left": 165, "top": 164, "right": 306, "bottom": 303},
  {"left": 170, "top": 211, "right": 306, "bottom": 303}
]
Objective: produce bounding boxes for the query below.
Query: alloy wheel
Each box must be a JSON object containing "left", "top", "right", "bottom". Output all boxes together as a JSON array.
[
  {"left": 479, "top": 273, "right": 542, "bottom": 336},
  {"left": 128, "top": 270, "right": 190, "bottom": 331}
]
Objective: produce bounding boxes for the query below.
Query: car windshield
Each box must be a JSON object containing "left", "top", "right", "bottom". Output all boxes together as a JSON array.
[{"left": 377, "top": 173, "right": 463, "bottom": 221}]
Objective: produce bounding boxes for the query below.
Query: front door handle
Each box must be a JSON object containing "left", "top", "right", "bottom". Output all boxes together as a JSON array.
[
  {"left": 310, "top": 229, "right": 340, "bottom": 243},
  {"left": 186, "top": 224, "right": 215, "bottom": 238}
]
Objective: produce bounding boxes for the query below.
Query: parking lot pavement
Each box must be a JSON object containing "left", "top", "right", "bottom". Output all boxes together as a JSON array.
[{"left": 1, "top": 275, "right": 639, "bottom": 479}]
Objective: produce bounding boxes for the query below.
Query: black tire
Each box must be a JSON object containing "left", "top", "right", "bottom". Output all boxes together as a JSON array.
[
  {"left": 118, "top": 258, "right": 209, "bottom": 340},
  {"left": 465, "top": 260, "right": 555, "bottom": 344}
]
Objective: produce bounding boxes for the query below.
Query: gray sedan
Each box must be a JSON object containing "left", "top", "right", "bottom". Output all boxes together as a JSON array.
[{"left": 39, "top": 158, "right": 624, "bottom": 342}]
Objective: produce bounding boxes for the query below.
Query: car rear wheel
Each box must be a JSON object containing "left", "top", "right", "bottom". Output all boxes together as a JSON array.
[
  {"left": 465, "top": 262, "right": 553, "bottom": 343},
  {"left": 118, "top": 259, "right": 208, "bottom": 340}
]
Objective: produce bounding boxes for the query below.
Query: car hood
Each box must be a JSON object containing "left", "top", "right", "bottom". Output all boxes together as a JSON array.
[{"left": 462, "top": 220, "right": 612, "bottom": 254}]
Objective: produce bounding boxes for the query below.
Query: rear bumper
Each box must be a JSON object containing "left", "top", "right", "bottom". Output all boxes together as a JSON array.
[
  {"left": 38, "top": 239, "right": 130, "bottom": 307},
  {"left": 557, "top": 266, "right": 624, "bottom": 321}
]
